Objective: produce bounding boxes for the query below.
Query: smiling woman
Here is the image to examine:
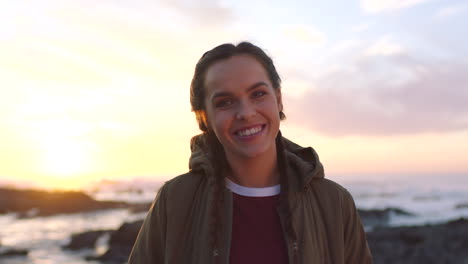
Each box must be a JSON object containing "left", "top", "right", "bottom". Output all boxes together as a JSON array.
[{"left": 128, "top": 42, "right": 372, "bottom": 264}]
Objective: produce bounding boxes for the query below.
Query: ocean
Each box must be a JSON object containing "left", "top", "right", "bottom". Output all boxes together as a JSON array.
[{"left": 1, "top": 174, "right": 467, "bottom": 264}]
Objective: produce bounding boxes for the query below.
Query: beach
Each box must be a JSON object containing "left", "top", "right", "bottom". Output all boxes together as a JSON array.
[{"left": 1, "top": 175, "right": 467, "bottom": 264}]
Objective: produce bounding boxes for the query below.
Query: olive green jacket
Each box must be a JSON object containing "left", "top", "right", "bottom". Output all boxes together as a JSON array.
[{"left": 128, "top": 135, "right": 373, "bottom": 263}]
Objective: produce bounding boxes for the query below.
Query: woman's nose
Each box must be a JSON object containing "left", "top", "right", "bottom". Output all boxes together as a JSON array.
[{"left": 235, "top": 100, "right": 256, "bottom": 120}]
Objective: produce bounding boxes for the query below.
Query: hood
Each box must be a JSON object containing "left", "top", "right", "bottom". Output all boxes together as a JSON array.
[{"left": 188, "top": 133, "right": 325, "bottom": 192}]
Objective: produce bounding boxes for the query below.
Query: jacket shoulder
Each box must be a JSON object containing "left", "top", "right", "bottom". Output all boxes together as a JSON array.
[
  {"left": 306, "top": 178, "right": 357, "bottom": 218},
  {"left": 162, "top": 170, "right": 207, "bottom": 197},
  {"left": 129, "top": 171, "right": 208, "bottom": 264},
  {"left": 155, "top": 170, "right": 211, "bottom": 220},
  {"left": 310, "top": 178, "right": 353, "bottom": 199}
]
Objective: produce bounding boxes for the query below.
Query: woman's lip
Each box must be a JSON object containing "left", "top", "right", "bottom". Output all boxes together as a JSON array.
[{"left": 234, "top": 124, "right": 266, "bottom": 137}]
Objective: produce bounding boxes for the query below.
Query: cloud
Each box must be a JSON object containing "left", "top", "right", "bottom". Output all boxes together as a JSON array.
[
  {"left": 360, "top": 0, "right": 430, "bottom": 14},
  {"left": 365, "top": 36, "right": 404, "bottom": 56},
  {"left": 159, "top": 0, "right": 234, "bottom": 27},
  {"left": 286, "top": 54, "right": 468, "bottom": 136},
  {"left": 0, "top": 0, "right": 241, "bottom": 80},
  {"left": 433, "top": 5, "right": 465, "bottom": 19},
  {"left": 351, "top": 22, "right": 372, "bottom": 33},
  {"left": 281, "top": 25, "right": 326, "bottom": 46}
]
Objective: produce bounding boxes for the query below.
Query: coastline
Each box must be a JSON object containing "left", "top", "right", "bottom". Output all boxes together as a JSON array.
[{"left": 1, "top": 185, "right": 468, "bottom": 263}]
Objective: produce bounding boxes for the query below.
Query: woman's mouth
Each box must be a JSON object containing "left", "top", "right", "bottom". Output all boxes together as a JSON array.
[{"left": 235, "top": 125, "right": 266, "bottom": 137}]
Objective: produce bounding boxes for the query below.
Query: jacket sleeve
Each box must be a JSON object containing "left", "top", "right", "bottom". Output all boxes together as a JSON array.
[
  {"left": 128, "top": 183, "right": 168, "bottom": 264},
  {"left": 341, "top": 189, "right": 373, "bottom": 263}
]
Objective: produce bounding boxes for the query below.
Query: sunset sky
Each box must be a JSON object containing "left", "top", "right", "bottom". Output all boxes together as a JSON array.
[{"left": 1, "top": 0, "right": 467, "bottom": 190}]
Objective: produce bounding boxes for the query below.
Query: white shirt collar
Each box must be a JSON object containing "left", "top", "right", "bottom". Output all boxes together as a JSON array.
[{"left": 225, "top": 178, "right": 281, "bottom": 197}]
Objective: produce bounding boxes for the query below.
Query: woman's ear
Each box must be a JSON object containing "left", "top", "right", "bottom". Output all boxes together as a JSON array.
[{"left": 276, "top": 89, "right": 283, "bottom": 112}]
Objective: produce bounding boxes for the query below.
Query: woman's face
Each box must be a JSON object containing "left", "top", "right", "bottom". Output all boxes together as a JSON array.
[{"left": 203, "top": 54, "right": 282, "bottom": 159}]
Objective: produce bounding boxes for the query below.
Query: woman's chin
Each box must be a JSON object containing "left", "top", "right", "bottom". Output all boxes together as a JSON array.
[{"left": 229, "top": 143, "right": 275, "bottom": 160}]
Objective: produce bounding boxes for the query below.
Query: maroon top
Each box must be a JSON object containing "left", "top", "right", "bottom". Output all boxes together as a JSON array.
[{"left": 229, "top": 193, "right": 288, "bottom": 264}]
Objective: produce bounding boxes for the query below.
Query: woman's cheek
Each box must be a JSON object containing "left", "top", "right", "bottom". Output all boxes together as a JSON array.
[{"left": 214, "top": 111, "right": 231, "bottom": 132}]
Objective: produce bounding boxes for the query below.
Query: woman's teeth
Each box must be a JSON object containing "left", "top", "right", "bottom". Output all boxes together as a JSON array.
[{"left": 237, "top": 126, "right": 263, "bottom": 137}]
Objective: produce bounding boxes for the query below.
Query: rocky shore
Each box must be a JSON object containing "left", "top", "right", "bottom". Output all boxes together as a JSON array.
[
  {"left": 368, "top": 218, "right": 468, "bottom": 264},
  {"left": 63, "top": 214, "right": 468, "bottom": 264},
  {"left": 0, "top": 187, "right": 135, "bottom": 217},
  {"left": 0, "top": 187, "right": 149, "bottom": 262},
  {"left": 358, "top": 207, "right": 415, "bottom": 229},
  {"left": 1, "top": 187, "right": 467, "bottom": 263}
]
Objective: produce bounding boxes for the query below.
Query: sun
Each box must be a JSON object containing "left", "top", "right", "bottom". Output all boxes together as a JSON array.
[
  {"left": 40, "top": 139, "right": 90, "bottom": 178},
  {"left": 31, "top": 134, "right": 97, "bottom": 190},
  {"left": 26, "top": 117, "right": 97, "bottom": 181}
]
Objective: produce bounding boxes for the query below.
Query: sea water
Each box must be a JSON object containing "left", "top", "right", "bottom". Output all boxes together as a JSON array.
[
  {"left": 341, "top": 174, "right": 468, "bottom": 226},
  {"left": 0, "top": 209, "right": 146, "bottom": 264},
  {"left": 1, "top": 175, "right": 467, "bottom": 264}
]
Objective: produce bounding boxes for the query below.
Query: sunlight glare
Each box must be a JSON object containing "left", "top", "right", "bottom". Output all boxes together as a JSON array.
[
  {"left": 40, "top": 138, "right": 90, "bottom": 178},
  {"left": 26, "top": 117, "right": 97, "bottom": 180}
]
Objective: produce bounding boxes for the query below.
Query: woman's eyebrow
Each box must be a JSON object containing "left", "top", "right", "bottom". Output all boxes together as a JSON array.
[
  {"left": 246, "top": 81, "right": 268, "bottom": 92},
  {"left": 210, "top": 81, "right": 268, "bottom": 102}
]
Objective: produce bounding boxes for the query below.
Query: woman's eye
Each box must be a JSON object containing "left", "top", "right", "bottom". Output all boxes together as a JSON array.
[
  {"left": 215, "top": 99, "right": 233, "bottom": 108},
  {"left": 252, "top": 90, "right": 266, "bottom": 98}
]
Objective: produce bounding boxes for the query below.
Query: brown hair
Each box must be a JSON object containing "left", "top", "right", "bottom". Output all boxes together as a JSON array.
[{"left": 189, "top": 42, "right": 295, "bottom": 258}]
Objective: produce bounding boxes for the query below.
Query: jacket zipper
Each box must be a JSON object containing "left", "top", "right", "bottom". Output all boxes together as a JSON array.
[{"left": 292, "top": 240, "right": 299, "bottom": 264}]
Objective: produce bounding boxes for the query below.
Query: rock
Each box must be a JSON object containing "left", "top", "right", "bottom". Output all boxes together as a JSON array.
[
  {"left": 64, "top": 230, "right": 112, "bottom": 250},
  {"left": 89, "top": 220, "right": 143, "bottom": 263},
  {"left": 0, "top": 187, "right": 129, "bottom": 217},
  {"left": 455, "top": 202, "right": 468, "bottom": 209},
  {"left": 128, "top": 203, "right": 151, "bottom": 214},
  {"left": 0, "top": 248, "right": 29, "bottom": 257},
  {"left": 358, "top": 207, "right": 415, "bottom": 228},
  {"left": 16, "top": 208, "right": 40, "bottom": 219},
  {"left": 368, "top": 218, "right": 468, "bottom": 264},
  {"left": 87, "top": 244, "right": 131, "bottom": 264}
]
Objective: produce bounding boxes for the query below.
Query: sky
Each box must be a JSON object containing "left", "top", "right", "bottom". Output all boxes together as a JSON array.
[{"left": 0, "top": 0, "right": 467, "bottom": 190}]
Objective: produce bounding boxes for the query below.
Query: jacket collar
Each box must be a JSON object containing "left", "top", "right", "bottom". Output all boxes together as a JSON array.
[{"left": 188, "top": 133, "right": 325, "bottom": 193}]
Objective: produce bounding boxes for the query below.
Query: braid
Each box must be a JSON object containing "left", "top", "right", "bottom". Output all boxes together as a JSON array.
[
  {"left": 206, "top": 131, "right": 227, "bottom": 262},
  {"left": 277, "top": 131, "right": 297, "bottom": 243}
]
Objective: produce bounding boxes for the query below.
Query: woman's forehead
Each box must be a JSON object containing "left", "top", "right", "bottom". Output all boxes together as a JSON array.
[{"left": 204, "top": 54, "right": 270, "bottom": 95}]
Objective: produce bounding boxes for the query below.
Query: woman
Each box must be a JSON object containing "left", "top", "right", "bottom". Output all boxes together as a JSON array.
[{"left": 129, "top": 42, "right": 372, "bottom": 263}]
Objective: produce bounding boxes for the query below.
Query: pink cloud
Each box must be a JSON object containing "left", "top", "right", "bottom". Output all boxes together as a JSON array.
[
  {"left": 159, "top": 0, "right": 234, "bottom": 27},
  {"left": 286, "top": 54, "right": 468, "bottom": 136}
]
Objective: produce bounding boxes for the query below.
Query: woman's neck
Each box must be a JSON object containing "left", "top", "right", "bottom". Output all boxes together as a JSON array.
[{"left": 224, "top": 147, "right": 280, "bottom": 188}]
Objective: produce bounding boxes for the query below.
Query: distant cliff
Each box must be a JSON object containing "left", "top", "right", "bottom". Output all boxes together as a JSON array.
[{"left": 0, "top": 187, "right": 147, "bottom": 217}]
